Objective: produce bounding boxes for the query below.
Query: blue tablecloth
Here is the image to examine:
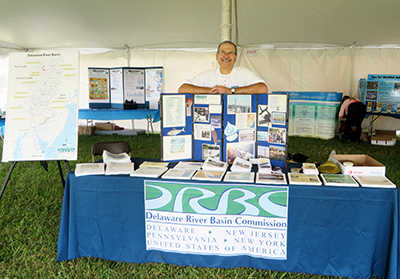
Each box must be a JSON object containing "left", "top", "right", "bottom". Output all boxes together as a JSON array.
[
  {"left": 79, "top": 108, "right": 160, "bottom": 122},
  {"left": 57, "top": 169, "right": 400, "bottom": 279}
]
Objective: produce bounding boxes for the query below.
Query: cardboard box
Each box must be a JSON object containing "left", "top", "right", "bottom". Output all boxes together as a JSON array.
[
  {"left": 78, "top": 125, "right": 96, "bottom": 135},
  {"left": 95, "top": 123, "right": 115, "bottom": 131},
  {"left": 331, "top": 154, "right": 386, "bottom": 176},
  {"left": 371, "top": 130, "right": 398, "bottom": 146}
]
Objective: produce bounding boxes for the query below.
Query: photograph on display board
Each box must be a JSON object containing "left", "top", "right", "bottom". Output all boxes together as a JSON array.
[
  {"left": 162, "top": 94, "right": 186, "bottom": 128},
  {"left": 194, "top": 107, "right": 209, "bottom": 122},
  {"left": 268, "top": 128, "right": 286, "bottom": 144},
  {"left": 236, "top": 113, "right": 256, "bottom": 129},
  {"left": 258, "top": 145, "right": 270, "bottom": 158},
  {"left": 202, "top": 143, "right": 220, "bottom": 160},
  {"left": 367, "top": 81, "right": 378, "bottom": 90},
  {"left": 366, "top": 91, "right": 378, "bottom": 100},
  {"left": 227, "top": 95, "right": 252, "bottom": 114},
  {"left": 193, "top": 124, "right": 212, "bottom": 141},
  {"left": 211, "top": 115, "right": 221, "bottom": 129},
  {"left": 258, "top": 105, "right": 271, "bottom": 126},
  {"left": 257, "top": 131, "right": 269, "bottom": 141},
  {"left": 226, "top": 142, "right": 255, "bottom": 163},
  {"left": 162, "top": 134, "right": 192, "bottom": 161},
  {"left": 272, "top": 112, "right": 286, "bottom": 125},
  {"left": 239, "top": 130, "right": 256, "bottom": 142},
  {"left": 269, "top": 145, "right": 286, "bottom": 162}
]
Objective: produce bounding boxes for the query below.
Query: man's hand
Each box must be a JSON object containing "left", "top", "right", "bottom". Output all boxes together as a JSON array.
[{"left": 210, "top": 85, "right": 231, "bottom": 94}]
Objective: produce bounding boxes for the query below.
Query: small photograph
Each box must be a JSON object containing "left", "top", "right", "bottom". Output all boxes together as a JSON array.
[
  {"left": 367, "top": 81, "right": 378, "bottom": 90},
  {"left": 258, "top": 105, "right": 271, "bottom": 126},
  {"left": 194, "top": 107, "right": 209, "bottom": 122},
  {"left": 395, "top": 82, "right": 400, "bottom": 91},
  {"left": 226, "top": 142, "right": 255, "bottom": 164},
  {"left": 258, "top": 131, "right": 269, "bottom": 141},
  {"left": 272, "top": 112, "right": 286, "bottom": 125},
  {"left": 227, "top": 95, "right": 252, "bottom": 114},
  {"left": 211, "top": 115, "right": 221, "bottom": 129},
  {"left": 239, "top": 129, "right": 256, "bottom": 142},
  {"left": 170, "top": 138, "right": 185, "bottom": 154},
  {"left": 387, "top": 103, "right": 392, "bottom": 112},
  {"left": 185, "top": 97, "right": 193, "bottom": 116},
  {"left": 257, "top": 145, "right": 270, "bottom": 158},
  {"left": 194, "top": 123, "right": 211, "bottom": 141},
  {"left": 397, "top": 104, "right": 400, "bottom": 114},
  {"left": 202, "top": 144, "right": 220, "bottom": 160},
  {"left": 269, "top": 145, "right": 286, "bottom": 162},
  {"left": 366, "top": 91, "right": 377, "bottom": 100},
  {"left": 268, "top": 127, "right": 286, "bottom": 144}
]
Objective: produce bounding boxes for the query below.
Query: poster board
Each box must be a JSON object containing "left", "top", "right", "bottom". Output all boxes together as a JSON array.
[
  {"left": 2, "top": 51, "right": 79, "bottom": 162},
  {"left": 358, "top": 74, "right": 400, "bottom": 115},
  {"left": 275, "top": 91, "right": 342, "bottom": 139},
  {"left": 161, "top": 93, "right": 289, "bottom": 168},
  {"left": 88, "top": 67, "right": 110, "bottom": 108}
]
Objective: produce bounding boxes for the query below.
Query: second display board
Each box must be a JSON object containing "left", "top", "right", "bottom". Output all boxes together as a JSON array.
[{"left": 161, "top": 93, "right": 288, "bottom": 168}]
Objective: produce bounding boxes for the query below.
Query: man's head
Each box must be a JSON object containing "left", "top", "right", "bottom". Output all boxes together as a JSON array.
[{"left": 216, "top": 40, "right": 237, "bottom": 74}]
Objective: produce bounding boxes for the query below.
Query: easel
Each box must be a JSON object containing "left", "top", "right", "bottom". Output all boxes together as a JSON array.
[{"left": 0, "top": 160, "right": 71, "bottom": 202}]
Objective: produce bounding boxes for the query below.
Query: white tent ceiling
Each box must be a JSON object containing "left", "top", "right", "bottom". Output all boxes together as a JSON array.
[{"left": 1, "top": 0, "right": 400, "bottom": 51}]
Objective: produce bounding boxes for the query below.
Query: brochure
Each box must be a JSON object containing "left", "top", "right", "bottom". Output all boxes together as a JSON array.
[
  {"left": 102, "top": 150, "right": 131, "bottom": 165},
  {"left": 105, "top": 162, "right": 134, "bottom": 175},
  {"left": 320, "top": 173, "right": 359, "bottom": 187},
  {"left": 302, "top": 163, "right": 319, "bottom": 174},
  {"left": 223, "top": 171, "right": 255, "bottom": 183},
  {"left": 173, "top": 161, "right": 203, "bottom": 171},
  {"left": 230, "top": 157, "right": 252, "bottom": 173},
  {"left": 139, "top": 161, "right": 169, "bottom": 168},
  {"left": 161, "top": 169, "right": 197, "bottom": 180},
  {"left": 288, "top": 173, "right": 322, "bottom": 185},
  {"left": 256, "top": 173, "right": 287, "bottom": 185},
  {"left": 202, "top": 157, "right": 228, "bottom": 172},
  {"left": 353, "top": 175, "right": 396, "bottom": 188},
  {"left": 75, "top": 163, "right": 105, "bottom": 177},
  {"left": 258, "top": 158, "right": 272, "bottom": 174},
  {"left": 191, "top": 169, "right": 226, "bottom": 181},
  {"left": 130, "top": 166, "right": 168, "bottom": 178}
]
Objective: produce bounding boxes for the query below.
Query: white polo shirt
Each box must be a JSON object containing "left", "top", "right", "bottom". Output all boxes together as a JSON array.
[{"left": 184, "top": 67, "right": 266, "bottom": 88}]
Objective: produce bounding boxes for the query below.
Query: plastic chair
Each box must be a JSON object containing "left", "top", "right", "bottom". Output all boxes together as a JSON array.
[{"left": 91, "top": 141, "right": 131, "bottom": 162}]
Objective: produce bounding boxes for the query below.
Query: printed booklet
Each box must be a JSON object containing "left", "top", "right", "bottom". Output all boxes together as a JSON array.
[
  {"left": 223, "top": 171, "right": 255, "bottom": 183},
  {"left": 75, "top": 163, "right": 105, "bottom": 177},
  {"left": 191, "top": 169, "right": 226, "bottom": 181},
  {"left": 320, "top": 173, "right": 359, "bottom": 187},
  {"left": 105, "top": 162, "right": 134, "bottom": 175},
  {"left": 353, "top": 175, "right": 396, "bottom": 188},
  {"left": 161, "top": 169, "right": 197, "bottom": 180},
  {"left": 288, "top": 173, "right": 322, "bottom": 185},
  {"left": 256, "top": 173, "right": 287, "bottom": 185},
  {"left": 130, "top": 166, "right": 168, "bottom": 178}
]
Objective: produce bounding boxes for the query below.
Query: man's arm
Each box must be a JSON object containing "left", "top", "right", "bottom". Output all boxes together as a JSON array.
[
  {"left": 178, "top": 83, "right": 213, "bottom": 94},
  {"left": 210, "top": 82, "right": 268, "bottom": 94}
]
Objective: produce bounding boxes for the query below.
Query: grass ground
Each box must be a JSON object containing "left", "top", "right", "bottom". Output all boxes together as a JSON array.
[{"left": 0, "top": 133, "right": 395, "bottom": 278}]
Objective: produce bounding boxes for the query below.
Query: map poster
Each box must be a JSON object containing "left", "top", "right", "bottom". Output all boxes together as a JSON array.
[
  {"left": 2, "top": 51, "right": 79, "bottom": 162},
  {"left": 145, "top": 181, "right": 288, "bottom": 260}
]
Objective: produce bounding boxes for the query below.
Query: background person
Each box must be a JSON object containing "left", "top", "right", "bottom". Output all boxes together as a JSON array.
[
  {"left": 338, "top": 96, "right": 367, "bottom": 142},
  {"left": 178, "top": 41, "right": 268, "bottom": 94}
]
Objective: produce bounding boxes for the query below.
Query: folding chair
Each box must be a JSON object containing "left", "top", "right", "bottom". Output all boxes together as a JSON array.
[{"left": 91, "top": 141, "right": 131, "bottom": 162}]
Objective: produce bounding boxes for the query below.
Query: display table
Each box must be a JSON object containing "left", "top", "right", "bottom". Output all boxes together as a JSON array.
[
  {"left": 57, "top": 168, "right": 399, "bottom": 279},
  {"left": 79, "top": 109, "right": 160, "bottom": 134}
]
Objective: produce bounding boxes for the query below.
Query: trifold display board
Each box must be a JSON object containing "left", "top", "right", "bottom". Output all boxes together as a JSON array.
[
  {"left": 89, "top": 67, "right": 163, "bottom": 109},
  {"left": 161, "top": 93, "right": 289, "bottom": 168},
  {"left": 358, "top": 74, "right": 400, "bottom": 116}
]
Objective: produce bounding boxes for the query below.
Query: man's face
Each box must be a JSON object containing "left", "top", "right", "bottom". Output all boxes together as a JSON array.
[{"left": 216, "top": 43, "right": 237, "bottom": 69}]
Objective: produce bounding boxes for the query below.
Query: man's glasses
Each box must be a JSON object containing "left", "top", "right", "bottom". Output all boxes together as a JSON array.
[{"left": 219, "top": 50, "right": 236, "bottom": 56}]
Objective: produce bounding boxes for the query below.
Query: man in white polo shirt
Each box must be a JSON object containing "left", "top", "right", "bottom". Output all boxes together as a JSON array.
[{"left": 178, "top": 41, "right": 268, "bottom": 94}]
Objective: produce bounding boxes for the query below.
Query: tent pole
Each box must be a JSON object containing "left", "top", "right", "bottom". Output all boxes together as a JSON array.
[{"left": 220, "top": 0, "right": 232, "bottom": 42}]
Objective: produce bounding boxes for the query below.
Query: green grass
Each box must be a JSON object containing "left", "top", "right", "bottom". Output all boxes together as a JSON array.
[{"left": 0, "top": 133, "right": 395, "bottom": 278}]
